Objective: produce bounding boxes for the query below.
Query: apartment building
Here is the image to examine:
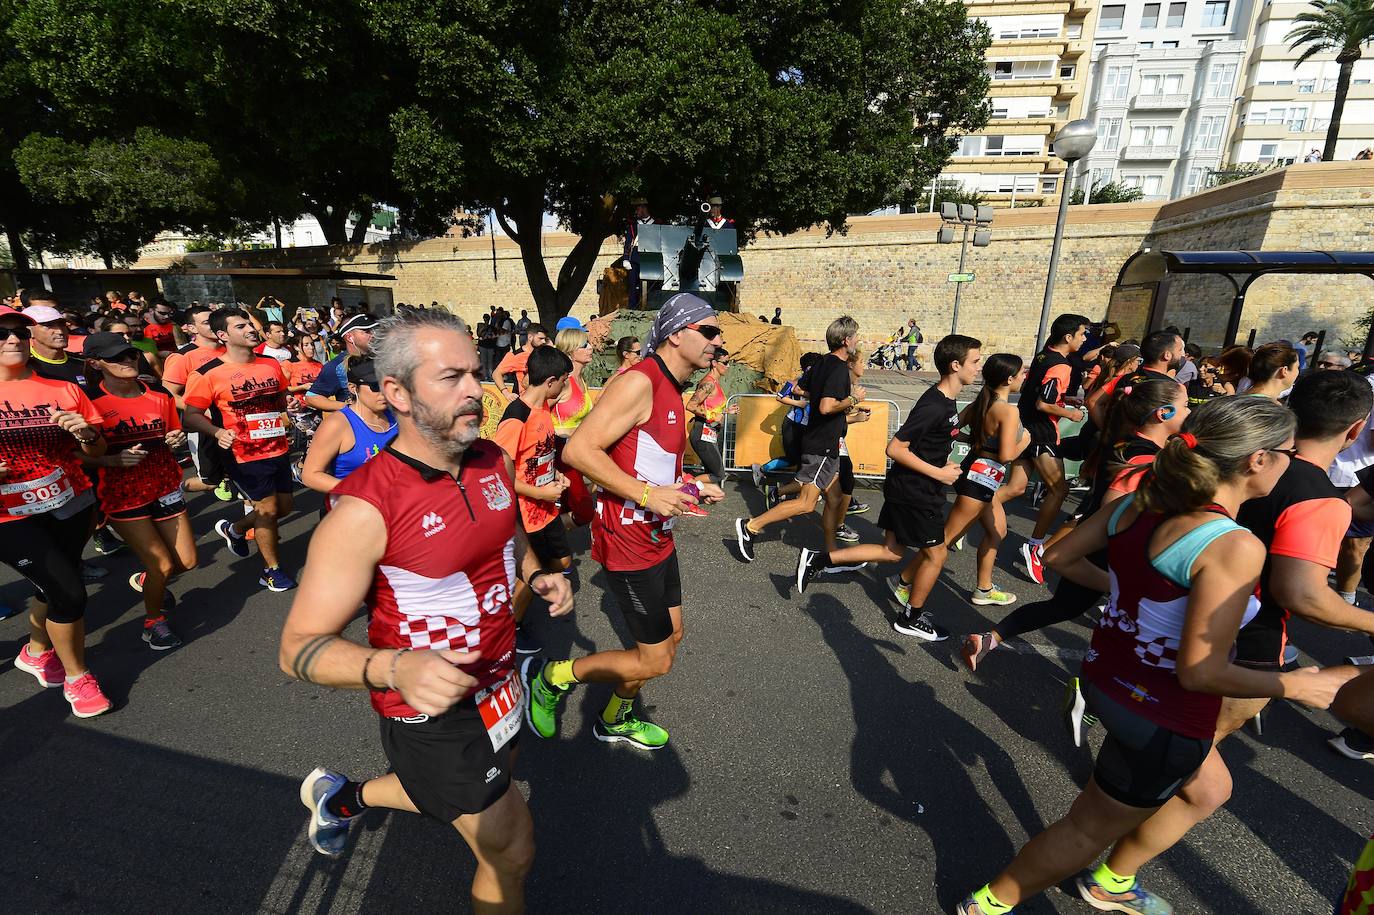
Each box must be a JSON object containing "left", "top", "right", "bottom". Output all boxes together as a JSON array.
[
  {"left": 1077, "top": 0, "right": 1257, "bottom": 200},
  {"left": 939, "top": 0, "right": 1098, "bottom": 206},
  {"left": 1231, "top": 1, "right": 1374, "bottom": 164}
]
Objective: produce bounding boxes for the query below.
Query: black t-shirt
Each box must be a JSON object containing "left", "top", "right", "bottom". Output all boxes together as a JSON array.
[
  {"left": 1120, "top": 366, "right": 1176, "bottom": 388},
  {"left": 30, "top": 352, "right": 91, "bottom": 391},
  {"left": 883, "top": 385, "right": 958, "bottom": 508},
  {"left": 1018, "top": 348, "right": 1071, "bottom": 441},
  {"left": 799, "top": 353, "right": 851, "bottom": 457}
]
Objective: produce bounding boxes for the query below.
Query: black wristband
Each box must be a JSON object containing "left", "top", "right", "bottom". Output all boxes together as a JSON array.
[{"left": 526, "top": 570, "right": 551, "bottom": 589}]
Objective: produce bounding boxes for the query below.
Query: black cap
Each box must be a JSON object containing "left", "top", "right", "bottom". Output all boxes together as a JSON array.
[
  {"left": 347, "top": 358, "right": 380, "bottom": 387},
  {"left": 338, "top": 314, "right": 379, "bottom": 336},
  {"left": 82, "top": 331, "right": 139, "bottom": 361}
]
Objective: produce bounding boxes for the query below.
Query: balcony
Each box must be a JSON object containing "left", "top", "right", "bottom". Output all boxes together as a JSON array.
[
  {"left": 1132, "top": 93, "right": 1190, "bottom": 110},
  {"left": 1121, "top": 144, "right": 1181, "bottom": 160}
]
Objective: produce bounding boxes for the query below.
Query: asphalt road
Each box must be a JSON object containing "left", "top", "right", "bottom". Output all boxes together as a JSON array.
[{"left": 2, "top": 470, "right": 1372, "bottom": 914}]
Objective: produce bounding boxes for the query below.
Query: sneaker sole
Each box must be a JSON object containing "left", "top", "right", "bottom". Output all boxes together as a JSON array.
[
  {"left": 971, "top": 595, "right": 1016, "bottom": 606},
  {"left": 67, "top": 700, "right": 114, "bottom": 718},
  {"left": 1329, "top": 736, "right": 1374, "bottom": 760},
  {"left": 796, "top": 549, "right": 814, "bottom": 594},
  {"left": 891, "top": 622, "right": 948, "bottom": 642},
  {"left": 299, "top": 766, "right": 346, "bottom": 858},
  {"left": 1075, "top": 877, "right": 1157, "bottom": 914},
  {"left": 142, "top": 633, "right": 181, "bottom": 651},
  {"left": 15, "top": 656, "right": 63, "bottom": 688},
  {"left": 734, "top": 519, "right": 754, "bottom": 562},
  {"left": 592, "top": 725, "right": 666, "bottom": 751},
  {"left": 260, "top": 580, "right": 295, "bottom": 592},
  {"left": 1065, "top": 682, "right": 1088, "bottom": 748}
]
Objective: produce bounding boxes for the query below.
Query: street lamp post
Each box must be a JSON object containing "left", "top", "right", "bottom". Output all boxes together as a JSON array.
[
  {"left": 937, "top": 202, "right": 993, "bottom": 335},
  {"left": 1034, "top": 119, "right": 1097, "bottom": 352}
]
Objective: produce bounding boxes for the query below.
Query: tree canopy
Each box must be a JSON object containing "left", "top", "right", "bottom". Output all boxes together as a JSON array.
[{"left": 1287, "top": 0, "right": 1374, "bottom": 162}]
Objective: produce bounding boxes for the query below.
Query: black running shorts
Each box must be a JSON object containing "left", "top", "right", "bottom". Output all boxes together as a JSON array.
[
  {"left": 1086, "top": 681, "right": 1211, "bottom": 808},
  {"left": 878, "top": 502, "right": 945, "bottom": 549},
  {"left": 605, "top": 552, "right": 681, "bottom": 645},
  {"left": 105, "top": 488, "right": 187, "bottom": 523},
  {"left": 379, "top": 700, "right": 518, "bottom": 823},
  {"left": 526, "top": 519, "right": 571, "bottom": 566},
  {"left": 1027, "top": 442, "right": 1061, "bottom": 460},
  {"left": 224, "top": 453, "right": 293, "bottom": 501}
]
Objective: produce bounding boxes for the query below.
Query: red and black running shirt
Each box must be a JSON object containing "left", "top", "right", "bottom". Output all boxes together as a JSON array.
[
  {"left": 90, "top": 382, "right": 183, "bottom": 513},
  {"left": 0, "top": 374, "right": 103, "bottom": 524}
]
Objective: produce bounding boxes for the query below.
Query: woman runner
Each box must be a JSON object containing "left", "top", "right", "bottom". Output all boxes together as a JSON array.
[
  {"left": 686, "top": 346, "right": 739, "bottom": 497},
  {"left": 956, "top": 396, "right": 1356, "bottom": 915},
  {"left": 614, "top": 335, "right": 642, "bottom": 375},
  {"left": 84, "top": 331, "right": 197, "bottom": 651},
  {"left": 551, "top": 326, "right": 597, "bottom": 525},
  {"left": 0, "top": 305, "right": 114, "bottom": 717},
  {"left": 300, "top": 357, "right": 396, "bottom": 498}
]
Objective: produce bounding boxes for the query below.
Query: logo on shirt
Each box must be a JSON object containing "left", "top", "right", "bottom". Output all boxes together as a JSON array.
[
  {"left": 667, "top": 410, "right": 677, "bottom": 425},
  {"left": 421, "top": 511, "right": 446, "bottom": 537},
  {"left": 479, "top": 474, "right": 512, "bottom": 512}
]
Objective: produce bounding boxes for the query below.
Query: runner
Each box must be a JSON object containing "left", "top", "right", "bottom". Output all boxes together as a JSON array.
[
  {"left": 303, "top": 313, "right": 376, "bottom": 414},
  {"left": 299, "top": 357, "right": 396, "bottom": 496},
  {"left": 614, "top": 335, "right": 642, "bottom": 375},
  {"left": 686, "top": 345, "right": 739, "bottom": 497},
  {"left": 1017, "top": 313, "right": 1089, "bottom": 585},
  {"left": 1241, "top": 341, "right": 1299, "bottom": 400},
  {"left": 162, "top": 304, "right": 232, "bottom": 500},
  {"left": 284, "top": 336, "right": 324, "bottom": 472},
  {"left": 794, "top": 335, "right": 983, "bottom": 643},
  {"left": 525, "top": 293, "right": 725, "bottom": 750},
  {"left": 550, "top": 324, "right": 597, "bottom": 525},
  {"left": 492, "top": 346, "right": 574, "bottom": 653},
  {"left": 492, "top": 323, "right": 549, "bottom": 398},
  {"left": 0, "top": 304, "right": 114, "bottom": 717},
  {"left": 960, "top": 378, "right": 1187, "bottom": 676},
  {"left": 24, "top": 295, "right": 90, "bottom": 389},
  {"left": 751, "top": 352, "right": 819, "bottom": 488},
  {"left": 956, "top": 396, "right": 1355, "bottom": 915},
  {"left": 84, "top": 331, "right": 197, "bottom": 651},
  {"left": 182, "top": 308, "right": 297, "bottom": 592},
  {"left": 827, "top": 346, "right": 874, "bottom": 548},
  {"left": 278, "top": 308, "right": 571, "bottom": 913},
  {"left": 143, "top": 300, "right": 179, "bottom": 354}
]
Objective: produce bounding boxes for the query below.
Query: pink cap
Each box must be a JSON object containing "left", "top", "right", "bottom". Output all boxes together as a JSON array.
[
  {"left": 21, "top": 304, "right": 63, "bottom": 324},
  {"left": 0, "top": 305, "right": 35, "bottom": 326}
]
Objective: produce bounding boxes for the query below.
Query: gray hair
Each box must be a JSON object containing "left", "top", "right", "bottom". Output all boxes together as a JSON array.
[
  {"left": 1319, "top": 351, "right": 1352, "bottom": 368},
  {"left": 370, "top": 308, "right": 470, "bottom": 390},
  {"left": 826, "top": 316, "right": 859, "bottom": 351}
]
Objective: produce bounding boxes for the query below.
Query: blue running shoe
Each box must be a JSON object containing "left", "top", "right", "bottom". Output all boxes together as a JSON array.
[
  {"left": 1076, "top": 871, "right": 1173, "bottom": 914},
  {"left": 259, "top": 567, "right": 297, "bottom": 592},
  {"left": 299, "top": 767, "right": 359, "bottom": 858},
  {"left": 215, "top": 519, "right": 250, "bottom": 558}
]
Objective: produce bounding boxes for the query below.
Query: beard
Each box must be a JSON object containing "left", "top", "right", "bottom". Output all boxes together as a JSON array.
[{"left": 412, "top": 392, "right": 483, "bottom": 459}]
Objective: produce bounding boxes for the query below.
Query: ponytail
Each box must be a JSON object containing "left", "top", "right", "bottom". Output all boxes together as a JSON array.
[{"left": 1092, "top": 378, "right": 1179, "bottom": 482}]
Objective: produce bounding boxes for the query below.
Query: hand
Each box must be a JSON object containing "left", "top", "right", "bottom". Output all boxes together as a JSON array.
[
  {"left": 727, "top": 403, "right": 740, "bottom": 415},
  {"left": 165, "top": 429, "right": 187, "bottom": 449},
  {"left": 936, "top": 462, "right": 963, "bottom": 485},
  {"left": 535, "top": 478, "right": 568, "bottom": 501},
  {"left": 50, "top": 407, "right": 97, "bottom": 443},
  {"left": 1286, "top": 665, "right": 1363, "bottom": 709},
  {"left": 1069, "top": 409, "right": 1085, "bottom": 423},
  {"left": 214, "top": 427, "right": 237, "bottom": 450},
  {"left": 646, "top": 485, "right": 697, "bottom": 518},
  {"left": 113, "top": 444, "right": 148, "bottom": 467},
  {"left": 698, "top": 481, "right": 726, "bottom": 504},
  {"left": 392, "top": 648, "right": 483, "bottom": 716},
  {"left": 851, "top": 409, "right": 870, "bottom": 424},
  {"left": 851, "top": 385, "right": 868, "bottom": 402},
  {"left": 534, "top": 571, "right": 575, "bottom": 618}
]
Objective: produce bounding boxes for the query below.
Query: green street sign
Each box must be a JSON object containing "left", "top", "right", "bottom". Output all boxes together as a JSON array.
[{"left": 947, "top": 272, "right": 975, "bottom": 283}]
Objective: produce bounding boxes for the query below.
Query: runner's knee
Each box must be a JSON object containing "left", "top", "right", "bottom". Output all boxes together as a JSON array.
[{"left": 42, "top": 581, "right": 87, "bottom": 624}]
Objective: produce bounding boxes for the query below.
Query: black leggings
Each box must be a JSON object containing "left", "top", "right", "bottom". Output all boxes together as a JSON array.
[
  {"left": 839, "top": 454, "right": 855, "bottom": 497},
  {"left": 690, "top": 420, "right": 727, "bottom": 481},
  {"left": 781, "top": 419, "right": 803, "bottom": 467},
  {"left": 995, "top": 548, "right": 1107, "bottom": 641},
  {"left": 0, "top": 504, "right": 94, "bottom": 624}
]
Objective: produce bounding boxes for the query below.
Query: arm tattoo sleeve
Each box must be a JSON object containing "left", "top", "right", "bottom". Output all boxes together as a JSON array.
[{"left": 291, "top": 634, "right": 340, "bottom": 683}]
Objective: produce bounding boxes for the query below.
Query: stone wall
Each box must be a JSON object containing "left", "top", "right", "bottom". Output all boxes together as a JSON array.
[{"left": 137, "top": 162, "right": 1374, "bottom": 356}]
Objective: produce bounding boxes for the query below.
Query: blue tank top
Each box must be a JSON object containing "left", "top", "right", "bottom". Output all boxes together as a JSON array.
[{"left": 331, "top": 406, "right": 396, "bottom": 480}]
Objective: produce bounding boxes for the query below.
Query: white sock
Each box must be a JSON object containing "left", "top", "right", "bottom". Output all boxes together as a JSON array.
[
  {"left": 65, "top": 673, "right": 83, "bottom": 684},
  {"left": 1340, "top": 591, "right": 1358, "bottom": 604}
]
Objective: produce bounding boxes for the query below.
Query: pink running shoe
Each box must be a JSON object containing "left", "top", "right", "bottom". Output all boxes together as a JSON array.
[
  {"left": 15, "top": 644, "right": 65, "bottom": 688},
  {"left": 1021, "top": 541, "right": 1046, "bottom": 585},
  {"left": 63, "top": 672, "right": 113, "bottom": 718},
  {"left": 681, "top": 502, "right": 709, "bottom": 518}
]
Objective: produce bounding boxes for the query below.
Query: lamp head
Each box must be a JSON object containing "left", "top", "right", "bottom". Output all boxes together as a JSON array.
[{"left": 1052, "top": 119, "right": 1098, "bottom": 162}]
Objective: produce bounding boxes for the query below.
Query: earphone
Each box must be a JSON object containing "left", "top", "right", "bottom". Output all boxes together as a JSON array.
[{"left": 1159, "top": 404, "right": 1177, "bottom": 421}]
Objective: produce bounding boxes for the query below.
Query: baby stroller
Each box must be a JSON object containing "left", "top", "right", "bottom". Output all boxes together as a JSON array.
[{"left": 868, "top": 340, "right": 904, "bottom": 371}]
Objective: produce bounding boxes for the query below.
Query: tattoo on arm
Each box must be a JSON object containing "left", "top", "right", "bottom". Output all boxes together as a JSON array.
[{"left": 291, "top": 634, "right": 340, "bottom": 683}]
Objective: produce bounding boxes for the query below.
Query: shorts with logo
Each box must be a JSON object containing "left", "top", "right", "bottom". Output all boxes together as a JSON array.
[
  {"left": 379, "top": 699, "right": 518, "bottom": 822},
  {"left": 878, "top": 501, "right": 946, "bottom": 549},
  {"left": 954, "top": 456, "right": 1007, "bottom": 504},
  {"left": 225, "top": 453, "right": 294, "bottom": 501},
  {"left": 526, "top": 519, "right": 571, "bottom": 565},
  {"left": 105, "top": 489, "right": 187, "bottom": 523},
  {"left": 794, "top": 453, "right": 839, "bottom": 491},
  {"left": 1086, "top": 681, "right": 1211, "bottom": 808},
  {"left": 605, "top": 552, "right": 681, "bottom": 645}
]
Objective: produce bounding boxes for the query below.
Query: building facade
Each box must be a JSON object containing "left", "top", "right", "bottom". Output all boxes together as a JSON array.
[
  {"left": 938, "top": 0, "right": 1098, "bottom": 206},
  {"left": 1231, "top": 1, "right": 1374, "bottom": 165}
]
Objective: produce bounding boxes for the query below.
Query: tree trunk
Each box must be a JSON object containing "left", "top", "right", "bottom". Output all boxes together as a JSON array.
[
  {"left": 350, "top": 205, "right": 376, "bottom": 244},
  {"left": 274, "top": 217, "right": 282, "bottom": 249},
  {"left": 1325, "top": 54, "right": 1357, "bottom": 163},
  {"left": 308, "top": 206, "right": 350, "bottom": 246},
  {"left": 497, "top": 192, "right": 614, "bottom": 328},
  {"left": 2, "top": 224, "right": 29, "bottom": 271}
]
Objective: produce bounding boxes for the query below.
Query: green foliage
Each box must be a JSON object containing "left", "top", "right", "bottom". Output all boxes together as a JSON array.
[
  {"left": 1207, "top": 162, "right": 1283, "bottom": 187},
  {"left": 1069, "top": 180, "right": 1145, "bottom": 205},
  {"left": 1287, "top": 0, "right": 1374, "bottom": 160},
  {"left": 924, "top": 179, "right": 986, "bottom": 211}
]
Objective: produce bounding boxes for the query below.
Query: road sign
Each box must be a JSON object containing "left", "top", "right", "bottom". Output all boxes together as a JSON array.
[{"left": 947, "top": 272, "right": 975, "bottom": 283}]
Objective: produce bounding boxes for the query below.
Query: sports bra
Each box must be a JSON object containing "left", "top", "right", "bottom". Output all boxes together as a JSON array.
[{"left": 551, "top": 375, "right": 592, "bottom": 435}]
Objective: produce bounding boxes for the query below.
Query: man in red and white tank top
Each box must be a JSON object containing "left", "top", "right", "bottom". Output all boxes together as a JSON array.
[
  {"left": 278, "top": 309, "right": 571, "bottom": 910},
  {"left": 524, "top": 293, "right": 725, "bottom": 751}
]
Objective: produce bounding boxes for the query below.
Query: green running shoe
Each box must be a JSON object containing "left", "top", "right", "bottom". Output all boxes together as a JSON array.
[
  {"left": 522, "top": 657, "right": 567, "bottom": 739},
  {"left": 593, "top": 710, "right": 669, "bottom": 750},
  {"left": 1076, "top": 872, "right": 1173, "bottom": 914},
  {"left": 213, "top": 479, "right": 234, "bottom": 502},
  {"left": 886, "top": 573, "right": 911, "bottom": 607}
]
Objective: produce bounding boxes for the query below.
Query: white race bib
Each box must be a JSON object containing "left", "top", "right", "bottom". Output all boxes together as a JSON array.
[
  {"left": 700, "top": 423, "right": 719, "bottom": 445},
  {"left": 533, "top": 451, "right": 556, "bottom": 487},
  {"left": 838, "top": 437, "right": 849, "bottom": 457},
  {"left": 967, "top": 457, "right": 1007, "bottom": 492},
  {"left": 1, "top": 468, "right": 75, "bottom": 517},
  {"left": 246, "top": 411, "right": 287, "bottom": 440}
]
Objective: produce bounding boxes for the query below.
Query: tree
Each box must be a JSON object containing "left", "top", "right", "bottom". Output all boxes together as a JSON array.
[
  {"left": 371, "top": 0, "right": 991, "bottom": 325},
  {"left": 1069, "top": 180, "right": 1145, "bottom": 205},
  {"left": 1288, "top": 0, "right": 1374, "bottom": 162}
]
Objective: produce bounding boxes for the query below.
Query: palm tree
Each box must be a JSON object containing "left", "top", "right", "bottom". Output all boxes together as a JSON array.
[{"left": 1287, "top": 0, "right": 1374, "bottom": 162}]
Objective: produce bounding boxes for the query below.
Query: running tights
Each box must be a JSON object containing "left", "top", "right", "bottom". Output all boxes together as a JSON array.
[
  {"left": 839, "top": 455, "right": 855, "bottom": 497},
  {"left": 0, "top": 504, "right": 94, "bottom": 624},
  {"left": 690, "top": 420, "right": 728, "bottom": 482},
  {"left": 995, "top": 549, "right": 1107, "bottom": 642}
]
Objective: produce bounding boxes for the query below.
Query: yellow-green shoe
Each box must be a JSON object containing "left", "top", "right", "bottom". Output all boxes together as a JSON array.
[
  {"left": 593, "top": 710, "right": 668, "bottom": 750},
  {"left": 522, "top": 657, "right": 568, "bottom": 739}
]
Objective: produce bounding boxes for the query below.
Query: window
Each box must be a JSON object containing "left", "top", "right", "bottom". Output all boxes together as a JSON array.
[
  {"left": 1143, "top": 175, "right": 1164, "bottom": 195},
  {"left": 1202, "top": 0, "right": 1229, "bottom": 27},
  {"left": 1121, "top": 174, "right": 1144, "bottom": 188},
  {"left": 1100, "top": 5, "right": 1126, "bottom": 30},
  {"left": 1141, "top": 73, "right": 1185, "bottom": 95},
  {"left": 1257, "top": 142, "right": 1279, "bottom": 164},
  {"left": 1067, "top": 23, "right": 1083, "bottom": 38},
  {"left": 1298, "top": 79, "right": 1316, "bottom": 93},
  {"left": 1286, "top": 106, "right": 1308, "bottom": 132},
  {"left": 1141, "top": 3, "right": 1161, "bottom": 27},
  {"left": 1060, "top": 64, "right": 1077, "bottom": 79},
  {"left": 1206, "top": 62, "right": 1237, "bottom": 97},
  {"left": 1041, "top": 177, "right": 1060, "bottom": 194},
  {"left": 1161, "top": 40, "right": 1179, "bottom": 48},
  {"left": 1167, "top": 2, "right": 1187, "bottom": 27},
  {"left": 957, "top": 136, "right": 982, "bottom": 156},
  {"left": 1185, "top": 166, "right": 1207, "bottom": 194},
  {"left": 1091, "top": 167, "right": 1115, "bottom": 187},
  {"left": 994, "top": 61, "right": 1013, "bottom": 79},
  {"left": 1104, "top": 65, "right": 1133, "bottom": 100},
  {"left": 1129, "top": 124, "right": 1173, "bottom": 146},
  {"left": 1099, "top": 117, "right": 1123, "bottom": 151},
  {"left": 1194, "top": 115, "right": 1225, "bottom": 150}
]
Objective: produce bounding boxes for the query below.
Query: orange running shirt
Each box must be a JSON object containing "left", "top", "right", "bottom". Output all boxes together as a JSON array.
[
  {"left": 0, "top": 375, "right": 103, "bottom": 523},
  {"left": 184, "top": 355, "right": 290, "bottom": 463},
  {"left": 284, "top": 358, "right": 323, "bottom": 409},
  {"left": 494, "top": 349, "right": 531, "bottom": 391},
  {"left": 492, "top": 399, "right": 559, "bottom": 533},
  {"left": 162, "top": 344, "right": 224, "bottom": 388},
  {"left": 90, "top": 382, "right": 183, "bottom": 513}
]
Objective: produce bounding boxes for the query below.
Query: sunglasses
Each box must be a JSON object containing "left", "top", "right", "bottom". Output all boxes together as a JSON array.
[
  {"left": 1317, "top": 361, "right": 1344, "bottom": 369},
  {"left": 1269, "top": 446, "right": 1300, "bottom": 460},
  {"left": 0, "top": 326, "right": 33, "bottom": 342},
  {"left": 353, "top": 379, "right": 382, "bottom": 392},
  {"left": 685, "top": 323, "right": 722, "bottom": 341}
]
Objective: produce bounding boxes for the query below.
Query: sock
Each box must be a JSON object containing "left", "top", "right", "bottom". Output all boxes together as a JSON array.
[
  {"left": 544, "top": 658, "right": 579, "bottom": 689},
  {"left": 976, "top": 587, "right": 993, "bottom": 594},
  {"left": 143, "top": 615, "right": 165, "bottom": 628},
  {"left": 325, "top": 780, "right": 368, "bottom": 819},
  {"left": 65, "top": 673, "right": 83, "bottom": 684},
  {"left": 602, "top": 691, "right": 634, "bottom": 726},
  {"left": 1340, "top": 591, "right": 1357, "bottom": 604},
  {"left": 1092, "top": 861, "right": 1136, "bottom": 894},
  {"left": 1029, "top": 536, "right": 1045, "bottom": 547},
  {"left": 971, "top": 885, "right": 1013, "bottom": 914},
  {"left": 814, "top": 550, "right": 832, "bottom": 570}
]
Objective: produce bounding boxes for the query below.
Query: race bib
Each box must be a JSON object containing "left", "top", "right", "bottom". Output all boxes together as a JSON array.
[
  {"left": 534, "top": 451, "right": 556, "bottom": 487},
  {"left": 1, "top": 468, "right": 75, "bottom": 517},
  {"left": 838, "top": 437, "right": 849, "bottom": 457},
  {"left": 474, "top": 671, "right": 523, "bottom": 752},
  {"left": 700, "top": 423, "right": 719, "bottom": 445},
  {"left": 157, "top": 488, "right": 184, "bottom": 508},
  {"left": 246, "top": 411, "right": 287, "bottom": 440},
  {"left": 967, "top": 457, "right": 1007, "bottom": 492}
]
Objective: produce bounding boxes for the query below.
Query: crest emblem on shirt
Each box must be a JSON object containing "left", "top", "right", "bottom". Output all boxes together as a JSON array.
[{"left": 479, "top": 474, "right": 513, "bottom": 512}]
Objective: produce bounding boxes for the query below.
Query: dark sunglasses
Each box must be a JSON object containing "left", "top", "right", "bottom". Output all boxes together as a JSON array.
[
  {"left": 1269, "top": 446, "right": 1300, "bottom": 460},
  {"left": 686, "top": 323, "right": 722, "bottom": 341},
  {"left": 353, "top": 378, "right": 382, "bottom": 392},
  {"left": 0, "top": 326, "right": 33, "bottom": 341}
]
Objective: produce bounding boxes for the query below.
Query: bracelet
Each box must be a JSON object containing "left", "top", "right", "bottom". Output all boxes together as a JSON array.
[
  {"left": 638, "top": 483, "right": 651, "bottom": 508},
  {"left": 527, "top": 570, "right": 550, "bottom": 590},
  {"left": 361, "top": 649, "right": 380, "bottom": 689},
  {"left": 387, "top": 648, "right": 411, "bottom": 690}
]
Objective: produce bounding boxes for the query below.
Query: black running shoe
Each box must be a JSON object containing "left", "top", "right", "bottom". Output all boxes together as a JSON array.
[
  {"left": 892, "top": 609, "right": 948, "bottom": 641},
  {"left": 796, "top": 548, "right": 821, "bottom": 594},
  {"left": 515, "top": 626, "right": 543, "bottom": 656},
  {"left": 92, "top": 527, "right": 124, "bottom": 555},
  {"left": 1329, "top": 727, "right": 1374, "bottom": 760},
  {"left": 734, "top": 518, "right": 755, "bottom": 562}
]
